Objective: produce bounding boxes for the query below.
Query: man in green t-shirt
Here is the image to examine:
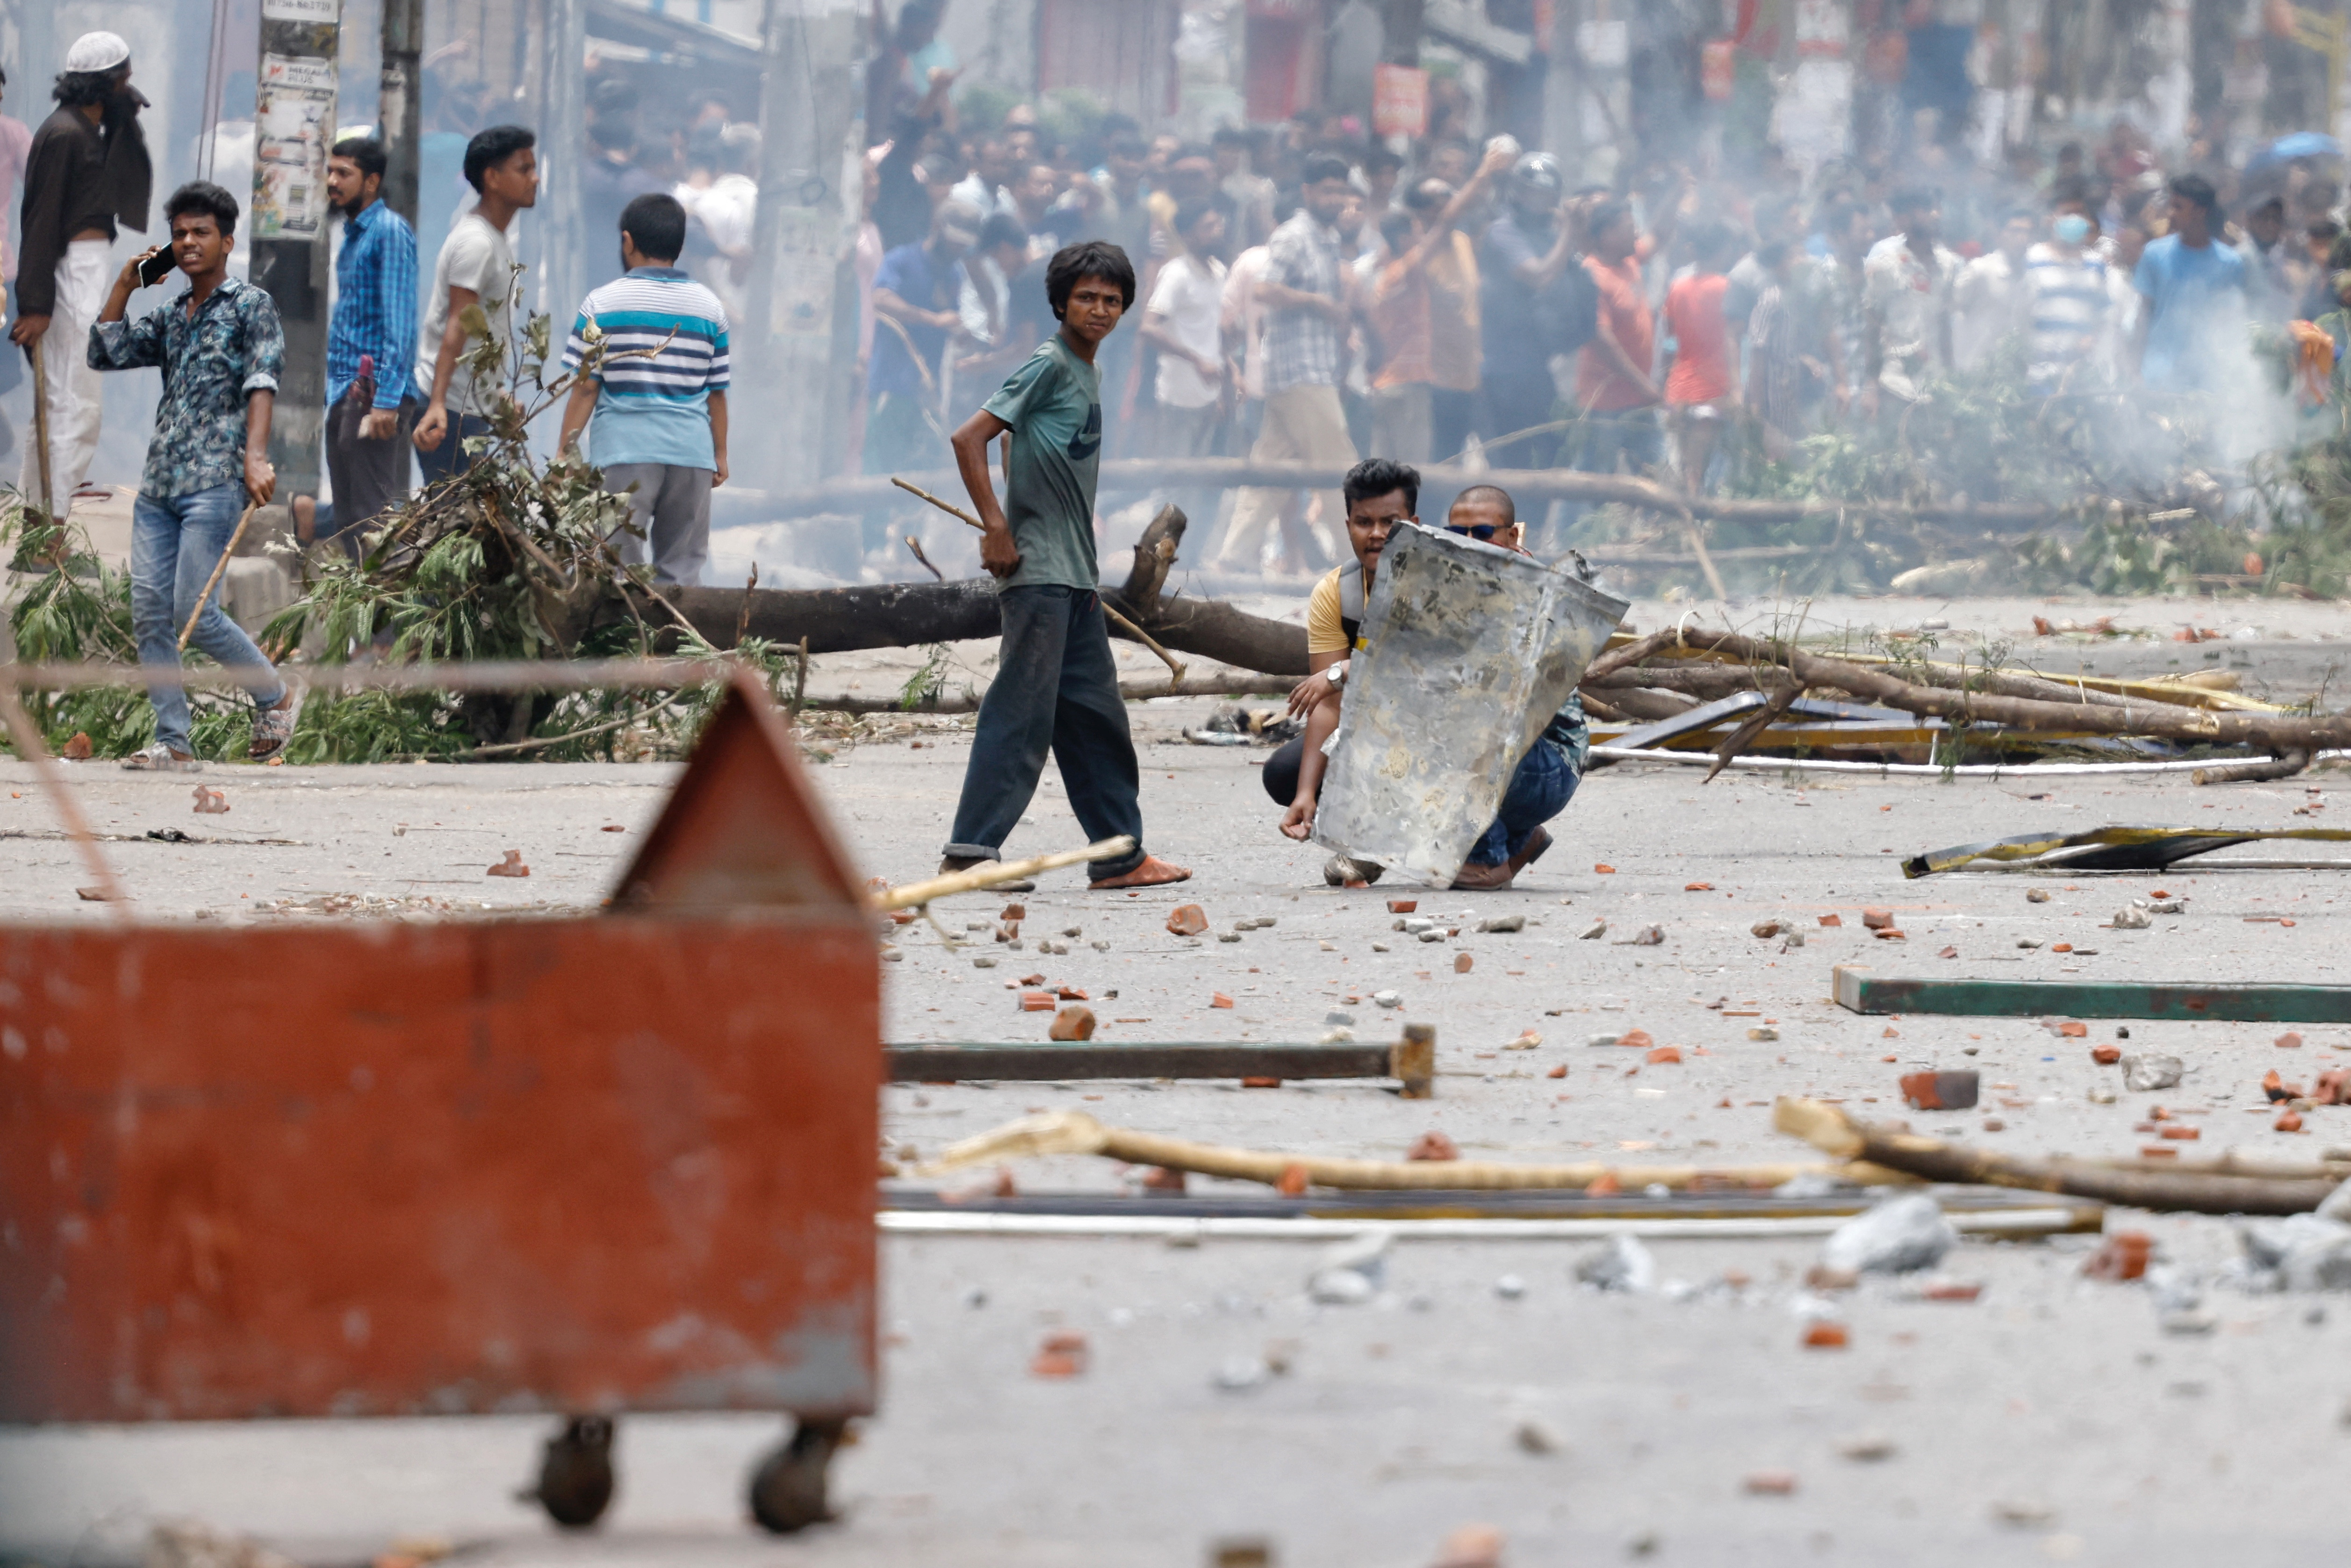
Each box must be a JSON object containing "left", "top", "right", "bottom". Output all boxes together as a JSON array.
[{"left": 937, "top": 240, "right": 1193, "bottom": 890}]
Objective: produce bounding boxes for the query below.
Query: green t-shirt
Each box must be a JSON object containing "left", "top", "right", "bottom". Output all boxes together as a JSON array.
[{"left": 980, "top": 333, "right": 1101, "bottom": 591}]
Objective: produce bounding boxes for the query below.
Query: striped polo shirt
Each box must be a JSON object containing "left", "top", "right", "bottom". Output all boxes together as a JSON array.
[{"left": 561, "top": 266, "right": 731, "bottom": 470}]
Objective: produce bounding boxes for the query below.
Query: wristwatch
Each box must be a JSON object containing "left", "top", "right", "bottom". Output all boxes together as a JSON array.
[{"left": 1327, "top": 660, "right": 1349, "bottom": 687}]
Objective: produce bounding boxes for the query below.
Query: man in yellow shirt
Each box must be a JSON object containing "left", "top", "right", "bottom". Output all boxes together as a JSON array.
[{"left": 1260, "top": 462, "right": 1586, "bottom": 889}]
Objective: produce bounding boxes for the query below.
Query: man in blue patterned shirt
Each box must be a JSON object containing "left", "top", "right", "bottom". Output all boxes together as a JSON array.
[
  {"left": 88, "top": 180, "right": 295, "bottom": 770},
  {"left": 317, "top": 134, "right": 417, "bottom": 552}
]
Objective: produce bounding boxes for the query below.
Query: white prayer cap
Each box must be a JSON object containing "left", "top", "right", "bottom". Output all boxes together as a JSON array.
[{"left": 65, "top": 32, "right": 131, "bottom": 73}]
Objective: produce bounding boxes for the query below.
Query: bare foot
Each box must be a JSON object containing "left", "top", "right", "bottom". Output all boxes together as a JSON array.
[{"left": 1091, "top": 854, "right": 1192, "bottom": 889}]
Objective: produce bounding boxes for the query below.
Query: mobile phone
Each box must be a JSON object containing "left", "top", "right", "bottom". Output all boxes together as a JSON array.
[{"left": 138, "top": 249, "right": 174, "bottom": 288}]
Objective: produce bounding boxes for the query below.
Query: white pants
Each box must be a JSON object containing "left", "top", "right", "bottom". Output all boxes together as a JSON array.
[{"left": 19, "top": 238, "right": 112, "bottom": 507}]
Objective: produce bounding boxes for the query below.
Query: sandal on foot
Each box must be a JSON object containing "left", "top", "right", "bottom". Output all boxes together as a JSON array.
[
  {"left": 938, "top": 856, "right": 1035, "bottom": 893},
  {"left": 1091, "top": 854, "right": 1192, "bottom": 889},
  {"left": 249, "top": 693, "right": 298, "bottom": 762},
  {"left": 122, "top": 743, "right": 201, "bottom": 772}
]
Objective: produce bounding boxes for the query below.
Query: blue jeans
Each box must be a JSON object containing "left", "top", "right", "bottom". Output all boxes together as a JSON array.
[
  {"left": 945, "top": 585, "right": 1148, "bottom": 881},
  {"left": 132, "top": 483, "right": 286, "bottom": 754},
  {"left": 1261, "top": 733, "right": 1579, "bottom": 866}
]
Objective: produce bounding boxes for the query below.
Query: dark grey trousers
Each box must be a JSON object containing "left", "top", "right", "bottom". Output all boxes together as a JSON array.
[{"left": 944, "top": 585, "right": 1147, "bottom": 880}]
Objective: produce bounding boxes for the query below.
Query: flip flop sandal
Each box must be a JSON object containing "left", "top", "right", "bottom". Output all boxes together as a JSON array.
[
  {"left": 121, "top": 743, "right": 201, "bottom": 772},
  {"left": 249, "top": 694, "right": 299, "bottom": 762}
]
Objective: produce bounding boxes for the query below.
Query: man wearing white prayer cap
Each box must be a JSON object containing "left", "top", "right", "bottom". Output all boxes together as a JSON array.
[{"left": 10, "top": 31, "right": 151, "bottom": 511}]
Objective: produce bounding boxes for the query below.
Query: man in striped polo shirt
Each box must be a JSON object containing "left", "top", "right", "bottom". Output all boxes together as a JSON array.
[{"left": 558, "top": 192, "right": 730, "bottom": 586}]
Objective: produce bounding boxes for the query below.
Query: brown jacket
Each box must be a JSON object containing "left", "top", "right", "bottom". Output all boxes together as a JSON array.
[{"left": 18, "top": 102, "right": 151, "bottom": 317}]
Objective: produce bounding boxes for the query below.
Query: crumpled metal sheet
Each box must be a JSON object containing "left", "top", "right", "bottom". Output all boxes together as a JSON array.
[{"left": 1312, "top": 524, "right": 1630, "bottom": 885}]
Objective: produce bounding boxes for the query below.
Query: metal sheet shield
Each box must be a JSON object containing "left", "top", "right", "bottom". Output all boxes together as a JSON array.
[{"left": 1312, "top": 524, "right": 1628, "bottom": 885}]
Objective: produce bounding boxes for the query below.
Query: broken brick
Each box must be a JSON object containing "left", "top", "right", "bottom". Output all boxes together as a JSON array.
[
  {"left": 2056, "top": 1021, "right": 2088, "bottom": 1038},
  {"left": 1937, "top": 945, "right": 1958, "bottom": 959},
  {"left": 1000, "top": 903, "right": 1026, "bottom": 921},
  {"left": 1619, "top": 1028, "right": 1655, "bottom": 1050},
  {"left": 1817, "top": 913, "right": 1842, "bottom": 927},
  {"left": 1751, "top": 919, "right": 1786, "bottom": 938},
  {"left": 1387, "top": 898, "right": 1418, "bottom": 914},
  {"left": 1240, "top": 1076, "right": 1282, "bottom": 1088},
  {"left": 1547, "top": 1064, "right": 1568, "bottom": 1079},
  {"left": 1645, "top": 1045, "right": 1683, "bottom": 1065},
  {"left": 2278, "top": 1031, "right": 2305, "bottom": 1049},
  {"left": 2277, "top": 1110, "right": 2307, "bottom": 1133},
  {"left": 1166, "top": 904, "right": 1209, "bottom": 935},
  {"left": 2091, "top": 1045, "right": 2121, "bottom": 1065},
  {"left": 1861, "top": 907, "right": 1895, "bottom": 929},
  {"left": 2083, "top": 1232, "right": 2152, "bottom": 1281},
  {"left": 1920, "top": 1281, "right": 1983, "bottom": 1302},
  {"left": 486, "top": 849, "right": 530, "bottom": 878},
  {"left": 1018, "top": 991, "right": 1055, "bottom": 1011},
  {"left": 1454, "top": 952, "right": 1473, "bottom": 973},
  {"left": 1595, "top": 863, "right": 1617, "bottom": 874},
  {"left": 1210, "top": 992, "right": 1235, "bottom": 1009},
  {"left": 2141, "top": 1146, "right": 2179, "bottom": 1159},
  {"left": 1408, "top": 1130, "right": 1460, "bottom": 1161},
  {"left": 1056, "top": 985, "right": 1089, "bottom": 1000},
  {"left": 1900, "top": 1070, "right": 1979, "bottom": 1111},
  {"left": 1685, "top": 881, "right": 1714, "bottom": 892},
  {"left": 1049, "top": 1006, "right": 1096, "bottom": 1041},
  {"left": 2158, "top": 1124, "right": 2200, "bottom": 1141},
  {"left": 2051, "top": 942, "right": 2074, "bottom": 953},
  {"left": 1745, "top": 1470, "right": 1801, "bottom": 1495},
  {"left": 1585, "top": 1172, "right": 1622, "bottom": 1196},
  {"left": 1800, "top": 1321, "right": 1848, "bottom": 1350},
  {"left": 1874, "top": 928, "right": 1906, "bottom": 941},
  {"left": 1276, "top": 1163, "right": 1309, "bottom": 1196},
  {"left": 1030, "top": 1331, "right": 1089, "bottom": 1378},
  {"left": 1019, "top": 972, "right": 1047, "bottom": 985},
  {"left": 59, "top": 732, "right": 92, "bottom": 760}
]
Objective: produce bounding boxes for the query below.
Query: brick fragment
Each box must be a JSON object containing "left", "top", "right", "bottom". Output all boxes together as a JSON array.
[
  {"left": 1049, "top": 1006, "right": 1096, "bottom": 1041},
  {"left": 1646, "top": 1045, "right": 1682, "bottom": 1065},
  {"left": 1861, "top": 907, "right": 1894, "bottom": 929},
  {"left": 1408, "top": 1130, "right": 1460, "bottom": 1161},
  {"left": 2091, "top": 1045, "right": 2121, "bottom": 1065},
  {"left": 1801, "top": 1321, "right": 1848, "bottom": 1350},
  {"left": 1166, "top": 904, "right": 1209, "bottom": 935},
  {"left": 1900, "top": 1070, "right": 1979, "bottom": 1111},
  {"left": 1018, "top": 991, "right": 1054, "bottom": 1011},
  {"left": 2083, "top": 1231, "right": 2152, "bottom": 1280},
  {"left": 1210, "top": 992, "right": 1235, "bottom": 1008}
]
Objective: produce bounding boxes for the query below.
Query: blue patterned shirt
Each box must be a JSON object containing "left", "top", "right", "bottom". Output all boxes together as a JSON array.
[
  {"left": 327, "top": 199, "right": 419, "bottom": 408},
  {"left": 88, "top": 276, "right": 285, "bottom": 500}
]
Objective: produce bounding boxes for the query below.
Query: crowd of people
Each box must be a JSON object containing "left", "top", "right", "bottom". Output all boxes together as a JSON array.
[{"left": 853, "top": 19, "right": 2345, "bottom": 573}]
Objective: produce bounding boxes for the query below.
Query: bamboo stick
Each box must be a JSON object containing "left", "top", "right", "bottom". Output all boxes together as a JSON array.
[{"left": 871, "top": 834, "right": 1137, "bottom": 911}]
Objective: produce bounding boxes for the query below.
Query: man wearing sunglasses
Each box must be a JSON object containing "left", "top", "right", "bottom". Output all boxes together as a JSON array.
[{"left": 1262, "top": 463, "right": 1586, "bottom": 890}]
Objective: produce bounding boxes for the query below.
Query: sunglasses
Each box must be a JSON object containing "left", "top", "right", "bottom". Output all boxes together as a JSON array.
[{"left": 1445, "top": 523, "right": 1499, "bottom": 541}]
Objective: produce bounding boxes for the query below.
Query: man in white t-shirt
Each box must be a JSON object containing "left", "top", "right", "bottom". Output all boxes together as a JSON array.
[
  {"left": 1140, "top": 203, "right": 1229, "bottom": 460},
  {"left": 413, "top": 125, "right": 539, "bottom": 485}
]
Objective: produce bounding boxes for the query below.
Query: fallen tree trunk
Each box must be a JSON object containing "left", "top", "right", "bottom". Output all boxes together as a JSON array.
[
  {"left": 1776, "top": 1097, "right": 2339, "bottom": 1215},
  {"left": 655, "top": 506, "right": 1314, "bottom": 676},
  {"left": 758, "top": 461, "right": 2059, "bottom": 529},
  {"left": 1654, "top": 628, "right": 2351, "bottom": 750},
  {"left": 807, "top": 671, "right": 1294, "bottom": 715}
]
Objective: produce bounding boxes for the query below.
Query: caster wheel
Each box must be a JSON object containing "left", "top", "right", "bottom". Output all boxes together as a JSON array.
[
  {"left": 519, "top": 1414, "right": 616, "bottom": 1529},
  {"left": 748, "top": 1416, "right": 847, "bottom": 1533}
]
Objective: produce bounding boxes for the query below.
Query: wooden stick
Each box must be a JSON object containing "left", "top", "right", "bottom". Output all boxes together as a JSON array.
[
  {"left": 889, "top": 474, "right": 1188, "bottom": 686},
  {"left": 25, "top": 338, "right": 52, "bottom": 525},
  {"left": 177, "top": 503, "right": 261, "bottom": 651},
  {"left": 0, "top": 681, "right": 128, "bottom": 914},
  {"left": 1774, "top": 1096, "right": 2341, "bottom": 1215},
  {"left": 922, "top": 1109, "right": 1915, "bottom": 1191},
  {"left": 871, "top": 834, "right": 1137, "bottom": 911}
]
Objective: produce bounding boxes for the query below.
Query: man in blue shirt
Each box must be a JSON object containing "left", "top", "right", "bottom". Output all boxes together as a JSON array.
[
  {"left": 319, "top": 135, "right": 418, "bottom": 553},
  {"left": 557, "top": 193, "right": 729, "bottom": 587},
  {"left": 2134, "top": 173, "right": 2248, "bottom": 394},
  {"left": 88, "top": 181, "right": 294, "bottom": 769}
]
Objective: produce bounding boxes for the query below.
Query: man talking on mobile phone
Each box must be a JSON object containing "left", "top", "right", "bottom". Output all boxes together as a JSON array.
[{"left": 87, "top": 181, "right": 295, "bottom": 770}]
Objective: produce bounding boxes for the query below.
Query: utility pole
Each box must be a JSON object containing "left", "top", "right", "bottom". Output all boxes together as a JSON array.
[
  {"left": 750, "top": 0, "right": 861, "bottom": 491},
  {"left": 380, "top": 0, "right": 425, "bottom": 227},
  {"left": 251, "top": 0, "right": 342, "bottom": 500}
]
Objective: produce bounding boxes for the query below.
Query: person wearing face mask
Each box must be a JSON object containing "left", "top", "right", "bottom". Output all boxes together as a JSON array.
[
  {"left": 13, "top": 31, "right": 152, "bottom": 509},
  {"left": 2023, "top": 189, "right": 2115, "bottom": 396}
]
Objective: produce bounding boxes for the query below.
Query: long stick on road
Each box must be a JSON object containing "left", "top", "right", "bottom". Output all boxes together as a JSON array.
[{"left": 889, "top": 474, "right": 1189, "bottom": 688}]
